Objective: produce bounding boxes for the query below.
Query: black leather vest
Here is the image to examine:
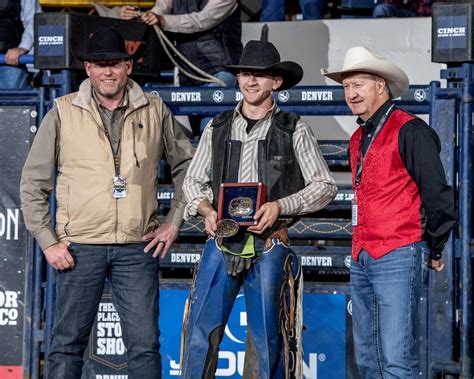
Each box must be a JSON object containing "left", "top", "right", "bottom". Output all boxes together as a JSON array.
[
  {"left": 0, "top": 0, "right": 22, "bottom": 54},
  {"left": 210, "top": 110, "right": 305, "bottom": 209},
  {"left": 172, "top": 0, "right": 242, "bottom": 84}
]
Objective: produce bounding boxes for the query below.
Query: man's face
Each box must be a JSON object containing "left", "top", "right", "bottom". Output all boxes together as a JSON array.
[
  {"left": 84, "top": 59, "right": 132, "bottom": 101},
  {"left": 342, "top": 72, "right": 389, "bottom": 121},
  {"left": 237, "top": 71, "right": 283, "bottom": 107}
]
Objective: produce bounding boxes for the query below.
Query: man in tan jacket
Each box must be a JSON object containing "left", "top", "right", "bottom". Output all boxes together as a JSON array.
[{"left": 20, "top": 28, "right": 194, "bottom": 378}]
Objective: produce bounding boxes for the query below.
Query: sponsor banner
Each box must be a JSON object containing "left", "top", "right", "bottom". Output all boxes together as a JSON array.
[
  {"left": 159, "top": 245, "right": 350, "bottom": 270},
  {"left": 436, "top": 15, "right": 468, "bottom": 50},
  {"left": 34, "top": 13, "right": 164, "bottom": 76},
  {"left": 82, "top": 292, "right": 128, "bottom": 377},
  {"left": 148, "top": 86, "right": 430, "bottom": 107},
  {"left": 0, "top": 107, "right": 36, "bottom": 374},
  {"left": 37, "top": 25, "right": 65, "bottom": 57},
  {"left": 160, "top": 289, "right": 348, "bottom": 378},
  {"left": 82, "top": 287, "right": 353, "bottom": 378}
]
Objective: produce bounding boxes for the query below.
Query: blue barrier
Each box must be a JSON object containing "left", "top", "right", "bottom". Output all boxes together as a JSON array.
[
  {"left": 143, "top": 84, "right": 431, "bottom": 116},
  {"left": 0, "top": 54, "right": 34, "bottom": 65}
]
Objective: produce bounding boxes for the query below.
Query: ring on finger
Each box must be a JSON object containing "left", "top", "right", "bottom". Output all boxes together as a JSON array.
[{"left": 157, "top": 240, "right": 166, "bottom": 246}]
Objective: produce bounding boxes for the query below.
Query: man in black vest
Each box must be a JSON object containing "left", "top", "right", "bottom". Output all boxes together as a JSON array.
[
  {"left": 181, "top": 40, "right": 336, "bottom": 378},
  {"left": 121, "top": 0, "right": 241, "bottom": 86}
]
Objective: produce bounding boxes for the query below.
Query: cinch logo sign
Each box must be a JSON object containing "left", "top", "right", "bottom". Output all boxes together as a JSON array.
[
  {"left": 438, "top": 27, "right": 466, "bottom": 38},
  {"left": 436, "top": 15, "right": 468, "bottom": 49},
  {"left": 37, "top": 25, "right": 65, "bottom": 56},
  {"left": 38, "top": 35, "right": 64, "bottom": 45}
]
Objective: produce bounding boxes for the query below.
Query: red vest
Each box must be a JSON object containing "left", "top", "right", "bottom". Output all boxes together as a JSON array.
[{"left": 350, "top": 109, "right": 423, "bottom": 260}]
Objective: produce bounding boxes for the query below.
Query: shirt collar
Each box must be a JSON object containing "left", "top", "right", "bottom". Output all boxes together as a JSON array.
[
  {"left": 356, "top": 99, "right": 393, "bottom": 132},
  {"left": 235, "top": 100, "right": 278, "bottom": 121},
  {"left": 92, "top": 90, "right": 129, "bottom": 112}
]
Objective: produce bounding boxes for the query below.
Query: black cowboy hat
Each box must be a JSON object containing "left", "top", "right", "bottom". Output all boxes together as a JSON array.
[
  {"left": 226, "top": 40, "right": 303, "bottom": 90},
  {"left": 78, "top": 28, "right": 143, "bottom": 62}
]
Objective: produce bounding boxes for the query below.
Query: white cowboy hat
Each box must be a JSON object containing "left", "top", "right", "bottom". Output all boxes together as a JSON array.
[{"left": 321, "top": 46, "right": 409, "bottom": 99}]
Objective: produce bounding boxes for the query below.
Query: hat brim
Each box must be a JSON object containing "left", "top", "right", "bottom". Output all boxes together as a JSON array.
[
  {"left": 321, "top": 60, "right": 409, "bottom": 99},
  {"left": 227, "top": 61, "right": 303, "bottom": 90}
]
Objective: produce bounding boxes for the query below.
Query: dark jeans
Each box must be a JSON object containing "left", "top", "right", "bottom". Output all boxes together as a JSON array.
[
  {"left": 372, "top": 4, "right": 417, "bottom": 18},
  {"left": 350, "top": 242, "right": 429, "bottom": 379},
  {"left": 260, "top": 0, "right": 325, "bottom": 21},
  {"left": 46, "top": 242, "right": 161, "bottom": 379},
  {"left": 0, "top": 65, "right": 31, "bottom": 89}
]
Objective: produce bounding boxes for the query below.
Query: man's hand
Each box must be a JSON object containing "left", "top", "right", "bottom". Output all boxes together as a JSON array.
[
  {"left": 44, "top": 242, "right": 74, "bottom": 270},
  {"left": 247, "top": 201, "right": 281, "bottom": 234},
  {"left": 197, "top": 200, "right": 218, "bottom": 236},
  {"left": 140, "top": 11, "right": 164, "bottom": 26},
  {"left": 5, "top": 47, "right": 28, "bottom": 65},
  {"left": 204, "top": 210, "right": 218, "bottom": 236},
  {"left": 120, "top": 5, "right": 140, "bottom": 20},
  {"left": 429, "top": 258, "right": 445, "bottom": 272},
  {"left": 143, "top": 223, "right": 179, "bottom": 258}
]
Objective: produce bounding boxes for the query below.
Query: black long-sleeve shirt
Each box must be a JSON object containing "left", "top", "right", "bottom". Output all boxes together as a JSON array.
[{"left": 355, "top": 100, "right": 456, "bottom": 260}]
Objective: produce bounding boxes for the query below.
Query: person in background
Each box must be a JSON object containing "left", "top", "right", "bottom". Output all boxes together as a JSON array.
[
  {"left": 20, "top": 28, "right": 194, "bottom": 378},
  {"left": 260, "top": 0, "right": 326, "bottom": 21},
  {"left": 121, "top": 0, "right": 242, "bottom": 87},
  {"left": 181, "top": 40, "right": 336, "bottom": 378},
  {"left": 0, "top": 0, "right": 41, "bottom": 89},
  {"left": 322, "top": 46, "right": 456, "bottom": 378},
  {"left": 373, "top": 0, "right": 432, "bottom": 17}
]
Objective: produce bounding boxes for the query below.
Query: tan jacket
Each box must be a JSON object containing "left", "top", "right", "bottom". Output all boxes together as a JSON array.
[{"left": 21, "top": 78, "right": 194, "bottom": 248}]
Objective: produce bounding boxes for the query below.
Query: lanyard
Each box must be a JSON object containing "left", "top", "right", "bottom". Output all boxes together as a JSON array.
[
  {"left": 355, "top": 104, "right": 394, "bottom": 187},
  {"left": 102, "top": 126, "right": 122, "bottom": 177}
]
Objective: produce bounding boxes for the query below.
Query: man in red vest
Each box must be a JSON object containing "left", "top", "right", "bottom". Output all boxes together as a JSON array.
[{"left": 322, "top": 47, "right": 456, "bottom": 378}]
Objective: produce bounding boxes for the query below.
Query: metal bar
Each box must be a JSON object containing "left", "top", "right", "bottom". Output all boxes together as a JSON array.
[
  {"left": 58, "top": 70, "right": 73, "bottom": 97},
  {"left": 0, "top": 54, "right": 34, "bottom": 65},
  {"left": 459, "top": 63, "right": 473, "bottom": 379},
  {"left": 431, "top": 361, "right": 461, "bottom": 375},
  {"left": 424, "top": 80, "right": 459, "bottom": 378},
  {"left": 22, "top": 234, "right": 35, "bottom": 379},
  {"left": 145, "top": 85, "right": 431, "bottom": 107},
  {"left": 32, "top": 243, "right": 43, "bottom": 379},
  {"left": 166, "top": 105, "right": 431, "bottom": 116},
  {"left": 0, "top": 90, "right": 40, "bottom": 96},
  {"left": 172, "top": 217, "right": 352, "bottom": 239},
  {"left": 43, "top": 88, "right": 60, "bottom": 366}
]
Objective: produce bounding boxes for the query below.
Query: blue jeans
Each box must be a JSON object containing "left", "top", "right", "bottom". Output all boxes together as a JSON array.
[
  {"left": 0, "top": 65, "right": 31, "bottom": 89},
  {"left": 260, "top": 0, "right": 325, "bottom": 21},
  {"left": 182, "top": 237, "right": 300, "bottom": 378},
  {"left": 350, "top": 242, "right": 429, "bottom": 379},
  {"left": 46, "top": 243, "right": 161, "bottom": 379},
  {"left": 372, "top": 4, "right": 417, "bottom": 18}
]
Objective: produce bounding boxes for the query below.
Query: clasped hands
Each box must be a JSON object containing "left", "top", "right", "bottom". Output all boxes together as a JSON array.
[{"left": 121, "top": 6, "right": 164, "bottom": 27}]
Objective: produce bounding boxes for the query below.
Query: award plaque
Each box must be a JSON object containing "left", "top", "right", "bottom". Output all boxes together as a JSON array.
[{"left": 217, "top": 182, "right": 267, "bottom": 226}]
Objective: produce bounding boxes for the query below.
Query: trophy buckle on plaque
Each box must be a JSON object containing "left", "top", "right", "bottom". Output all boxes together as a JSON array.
[{"left": 215, "top": 182, "right": 267, "bottom": 238}]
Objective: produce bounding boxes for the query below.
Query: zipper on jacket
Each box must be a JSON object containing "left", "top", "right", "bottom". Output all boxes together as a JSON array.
[{"left": 132, "top": 120, "right": 141, "bottom": 168}]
